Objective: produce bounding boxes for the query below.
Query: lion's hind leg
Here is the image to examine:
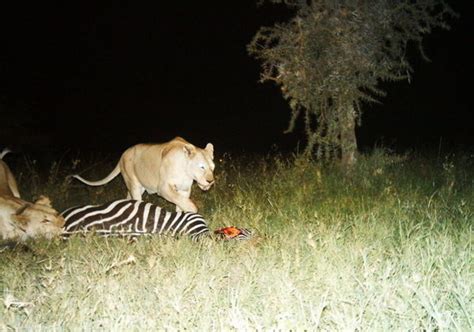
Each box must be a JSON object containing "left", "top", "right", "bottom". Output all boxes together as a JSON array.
[
  {"left": 119, "top": 156, "right": 145, "bottom": 201},
  {"left": 125, "top": 185, "right": 145, "bottom": 201},
  {"left": 121, "top": 172, "right": 144, "bottom": 201}
]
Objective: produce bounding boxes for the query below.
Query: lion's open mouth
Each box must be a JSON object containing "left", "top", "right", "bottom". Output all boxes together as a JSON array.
[{"left": 198, "top": 181, "right": 214, "bottom": 191}]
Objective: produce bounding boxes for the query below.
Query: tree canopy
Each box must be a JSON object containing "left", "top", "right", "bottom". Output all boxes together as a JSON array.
[{"left": 248, "top": 0, "right": 456, "bottom": 164}]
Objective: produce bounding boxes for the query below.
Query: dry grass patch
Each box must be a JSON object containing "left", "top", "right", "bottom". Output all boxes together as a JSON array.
[{"left": 1, "top": 149, "right": 472, "bottom": 329}]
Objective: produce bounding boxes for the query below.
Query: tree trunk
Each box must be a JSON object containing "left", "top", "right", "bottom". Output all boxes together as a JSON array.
[{"left": 340, "top": 104, "right": 358, "bottom": 167}]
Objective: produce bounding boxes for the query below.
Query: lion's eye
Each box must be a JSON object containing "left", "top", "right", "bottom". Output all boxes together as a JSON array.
[
  {"left": 42, "top": 219, "right": 51, "bottom": 223},
  {"left": 199, "top": 164, "right": 206, "bottom": 170}
]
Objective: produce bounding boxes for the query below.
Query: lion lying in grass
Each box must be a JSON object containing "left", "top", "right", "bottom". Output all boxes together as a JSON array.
[
  {"left": 0, "top": 149, "right": 65, "bottom": 242},
  {"left": 0, "top": 195, "right": 65, "bottom": 242}
]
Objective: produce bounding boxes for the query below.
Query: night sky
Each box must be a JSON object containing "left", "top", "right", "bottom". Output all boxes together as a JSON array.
[{"left": 1, "top": 1, "right": 472, "bottom": 155}]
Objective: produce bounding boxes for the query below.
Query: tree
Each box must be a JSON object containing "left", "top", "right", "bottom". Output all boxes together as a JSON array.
[{"left": 248, "top": 0, "right": 456, "bottom": 166}]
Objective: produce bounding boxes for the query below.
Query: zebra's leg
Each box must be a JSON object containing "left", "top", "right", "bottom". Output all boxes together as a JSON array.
[{"left": 162, "top": 184, "right": 198, "bottom": 213}]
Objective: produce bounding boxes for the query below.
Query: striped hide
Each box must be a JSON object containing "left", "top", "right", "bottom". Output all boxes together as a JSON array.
[{"left": 61, "top": 199, "right": 210, "bottom": 240}]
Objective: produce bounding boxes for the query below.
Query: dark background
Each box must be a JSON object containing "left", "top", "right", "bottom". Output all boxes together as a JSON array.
[{"left": 0, "top": 1, "right": 472, "bottom": 156}]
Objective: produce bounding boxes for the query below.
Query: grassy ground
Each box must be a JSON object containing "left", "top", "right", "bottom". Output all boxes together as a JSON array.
[{"left": 1, "top": 149, "right": 472, "bottom": 330}]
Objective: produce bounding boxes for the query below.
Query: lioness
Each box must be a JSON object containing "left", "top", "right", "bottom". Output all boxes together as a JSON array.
[
  {"left": 0, "top": 195, "right": 65, "bottom": 241},
  {"left": 0, "top": 148, "right": 21, "bottom": 198},
  {"left": 72, "top": 137, "right": 215, "bottom": 212}
]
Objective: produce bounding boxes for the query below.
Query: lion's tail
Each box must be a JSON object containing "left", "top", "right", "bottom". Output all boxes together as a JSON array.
[
  {"left": 72, "top": 163, "right": 121, "bottom": 186},
  {"left": 0, "top": 147, "right": 12, "bottom": 159}
]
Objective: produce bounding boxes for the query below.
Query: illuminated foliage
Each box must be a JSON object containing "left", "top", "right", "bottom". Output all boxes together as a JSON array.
[{"left": 248, "top": 0, "right": 456, "bottom": 165}]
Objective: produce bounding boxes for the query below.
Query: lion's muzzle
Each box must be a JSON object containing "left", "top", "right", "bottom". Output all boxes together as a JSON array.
[{"left": 198, "top": 179, "right": 214, "bottom": 191}]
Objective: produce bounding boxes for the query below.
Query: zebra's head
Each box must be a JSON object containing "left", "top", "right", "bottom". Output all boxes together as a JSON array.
[{"left": 213, "top": 226, "right": 252, "bottom": 241}]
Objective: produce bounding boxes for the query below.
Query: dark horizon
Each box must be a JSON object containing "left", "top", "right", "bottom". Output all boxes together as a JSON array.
[{"left": 1, "top": 1, "right": 472, "bottom": 156}]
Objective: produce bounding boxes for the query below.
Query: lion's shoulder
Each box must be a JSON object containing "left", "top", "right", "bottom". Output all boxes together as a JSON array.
[
  {"left": 0, "top": 195, "right": 22, "bottom": 210},
  {"left": 171, "top": 136, "right": 189, "bottom": 144}
]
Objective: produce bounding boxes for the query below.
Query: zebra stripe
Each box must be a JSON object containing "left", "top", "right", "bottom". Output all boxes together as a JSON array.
[{"left": 61, "top": 200, "right": 210, "bottom": 240}]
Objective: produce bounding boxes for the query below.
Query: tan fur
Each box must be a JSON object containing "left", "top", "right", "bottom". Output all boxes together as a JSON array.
[
  {"left": 73, "top": 137, "right": 215, "bottom": 212},
  {"left": 0, "top": 195, "right": 65, "bottom": 241},
  {"left": 0, "top": 149, "right": 21, "bottom": 198}
]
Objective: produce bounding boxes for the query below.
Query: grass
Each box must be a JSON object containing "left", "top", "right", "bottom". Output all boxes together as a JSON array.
[{"left": 1, "top": 148, "right": 472, "bottom": 330}]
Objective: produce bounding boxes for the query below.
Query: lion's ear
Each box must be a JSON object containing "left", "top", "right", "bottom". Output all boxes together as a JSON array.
[
  {"left": 183, "top": 144, "right": 196, "bottom": 157},
  {"left": 12, "top": 204, "right": 31, "bottom": 227},
  {"left": 34, "top": 195, "right": 52, "bottom": 207},
  {"left": 15, "top": 203, "right": 30, "bottom": 216},
  {"left": 10, "top": 213, "right": 29, "bottom": 231},
  {"left": 205, "top": 143, "right": 214, "bottom": 159}
]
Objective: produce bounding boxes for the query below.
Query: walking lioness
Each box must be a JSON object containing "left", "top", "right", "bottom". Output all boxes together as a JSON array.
[{"left": 72, "top": 137, "right": 215, "bottom": 212}]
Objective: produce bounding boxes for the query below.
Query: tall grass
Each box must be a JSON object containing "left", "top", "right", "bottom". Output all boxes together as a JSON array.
[{"left": 1, "top": 149, "right": 472, "bottom": 330}]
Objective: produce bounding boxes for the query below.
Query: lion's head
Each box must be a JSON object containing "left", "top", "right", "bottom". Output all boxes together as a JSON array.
[
  {"left": 11, "top": 196, "right": 65, "bottom": 240},
  {"left": 184, "top": 143, "right": 215, "bottom": 191}
]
